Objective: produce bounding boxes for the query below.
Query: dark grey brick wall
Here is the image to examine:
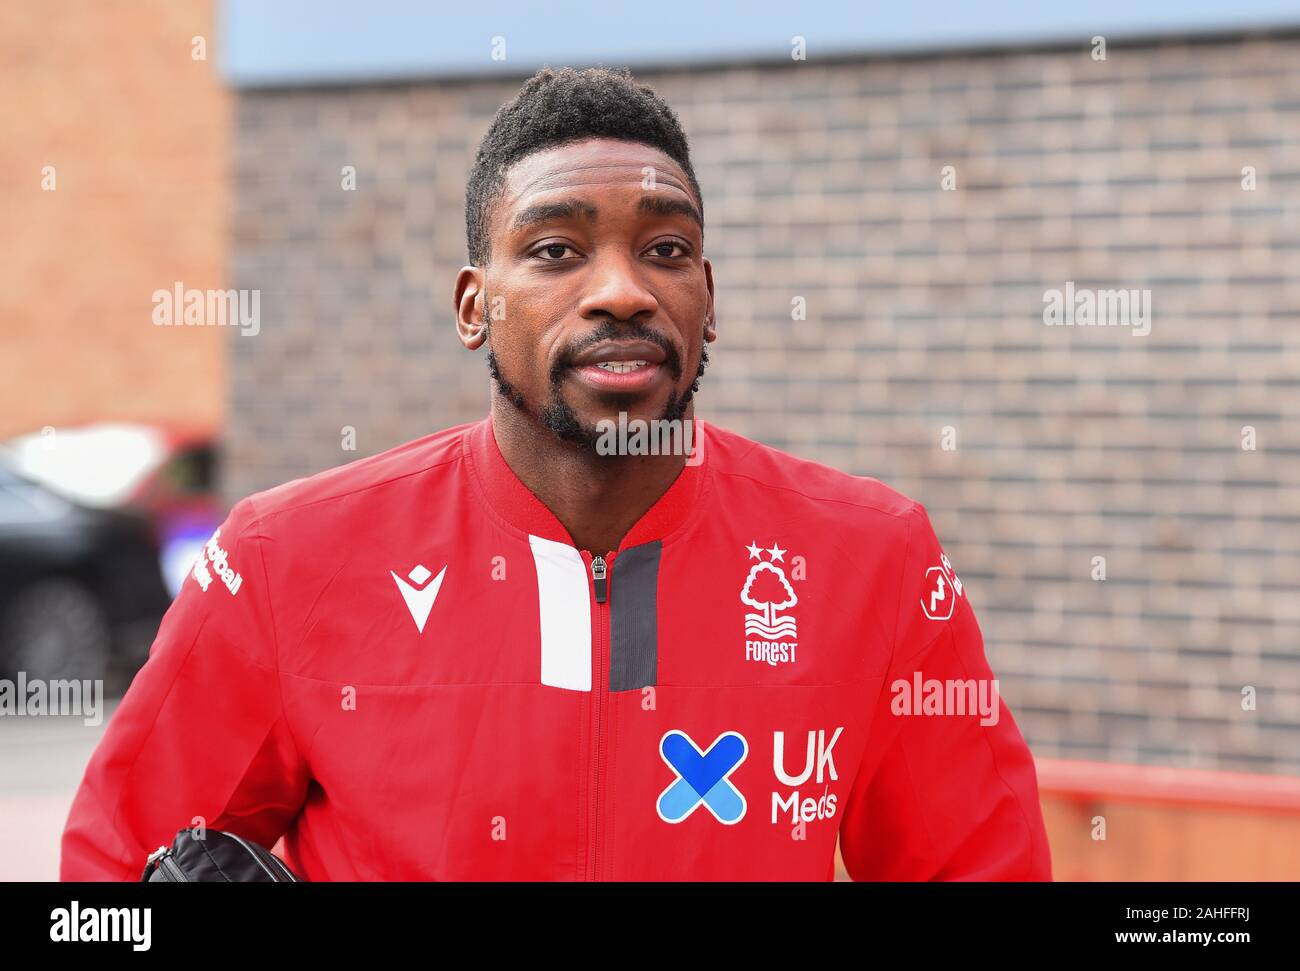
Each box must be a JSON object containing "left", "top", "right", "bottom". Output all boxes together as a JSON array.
[{"left": 229, "top": 34, "right": 1300, "bottom": 774}]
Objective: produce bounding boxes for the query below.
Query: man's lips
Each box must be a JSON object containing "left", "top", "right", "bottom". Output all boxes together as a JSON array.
[
  {"left": 565, "top": 339, "right": 670, "bottom": 393},
  {"left": 570, "top": 340, "right": 668, "bottom": 367},
  {"left": 570, "top": 360, "right": 664, "bottom": 393}
]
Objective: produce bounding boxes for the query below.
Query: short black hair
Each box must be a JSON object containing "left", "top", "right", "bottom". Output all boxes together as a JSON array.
[{"left": 464, "top": 66, "right": 704, "bottom": 267}]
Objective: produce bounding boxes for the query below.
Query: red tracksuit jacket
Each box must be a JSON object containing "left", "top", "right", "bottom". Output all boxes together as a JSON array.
[{"left": 61, "top": 417, "right": 1051, "bottom": 880}]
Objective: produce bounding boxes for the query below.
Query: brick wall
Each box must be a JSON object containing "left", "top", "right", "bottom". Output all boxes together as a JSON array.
[
  {"left": 0, "top": 0, "right": 227, "bottom": 439},
  {"left": 228, "top": 34, "right": 1300, "bottom": 774}
]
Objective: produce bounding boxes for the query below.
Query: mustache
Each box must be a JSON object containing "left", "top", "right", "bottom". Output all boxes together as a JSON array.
[{"left": 551, "top": 321, "right": 682, "bottom": 384}]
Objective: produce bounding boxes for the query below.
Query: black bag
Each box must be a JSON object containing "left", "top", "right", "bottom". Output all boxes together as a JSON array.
[{"left": 141, "top": 828, "right": 302, "bottom": 882}]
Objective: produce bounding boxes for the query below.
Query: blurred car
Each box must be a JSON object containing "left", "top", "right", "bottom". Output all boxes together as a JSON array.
[
  {"left": 4, "top": 423, "right": 222, "bottom": 597},
  {"left": 0, "top": 458, "right": 172, "bottom": 683},
  {"left": 0, "top": 423, "right": 223, "bottom": 685}
]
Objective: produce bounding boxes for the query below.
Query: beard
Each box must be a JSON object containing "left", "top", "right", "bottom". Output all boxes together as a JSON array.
[{"left": 486, "top": 319, "right": 709, "bottom": 452}]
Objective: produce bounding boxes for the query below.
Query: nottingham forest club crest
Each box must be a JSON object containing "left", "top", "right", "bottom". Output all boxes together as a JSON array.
[{"left": 741, "top": 541, "right": 804, "bottom": 666}]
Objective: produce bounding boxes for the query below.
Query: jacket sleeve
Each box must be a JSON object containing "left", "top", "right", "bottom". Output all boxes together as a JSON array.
[
  {"left": 60, "top": 498, "right": 310, "bottom": 881},
  {"left": 838, "top": 503, "right": 1051, "bottom": 881}
]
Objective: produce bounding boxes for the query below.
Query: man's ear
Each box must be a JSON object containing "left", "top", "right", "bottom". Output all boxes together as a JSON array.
[
  {"left": 454, "top": 266, "right": 488, "bottom": 350},
  {"left": 703, "top": 257, "right": 718, "bottom": 343}
]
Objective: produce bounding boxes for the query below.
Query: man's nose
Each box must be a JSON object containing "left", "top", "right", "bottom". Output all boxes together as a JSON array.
[{"left": 576, "top": 252, "right": 659, "bottom": 323}]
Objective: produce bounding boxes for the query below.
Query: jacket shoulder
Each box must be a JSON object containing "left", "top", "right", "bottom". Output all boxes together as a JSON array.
[
  {"left": 240, "top": 421, "right": 475, "bottom": 524},
  {"left": 703, "top": 422, "right": 921, "bottom": 524}
]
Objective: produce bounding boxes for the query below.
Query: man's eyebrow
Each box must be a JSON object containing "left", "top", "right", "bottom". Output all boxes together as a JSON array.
[
  {"left": 509, "top": 195, "right": 703, "bottom": 232},
  {"left": 637, "top": 194, "right": 702, "bottom": 229},
  {"left": 510, "top": 199, "right": 598, "bottom": 232}
]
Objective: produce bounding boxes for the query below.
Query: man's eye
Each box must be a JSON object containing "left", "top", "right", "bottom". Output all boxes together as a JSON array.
[
  {"left": 533, "top": 243, "right": 575, "bottom": 261},
  {"left": 648, "top": 241, "right": 689, "bottom": 259}
]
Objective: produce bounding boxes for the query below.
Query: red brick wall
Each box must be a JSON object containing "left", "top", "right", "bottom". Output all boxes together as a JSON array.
[
  {"left": 1036, "top": 759, "right": 1300, "bottom": 880},
  {"left": 0, "top": 0, "right": 228, "bottom": 438}
]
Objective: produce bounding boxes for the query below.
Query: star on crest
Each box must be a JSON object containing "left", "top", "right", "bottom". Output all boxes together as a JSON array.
[
  {"left": 767, "top": 543, "right": 786, "bottom": 562},
  {"left": 746, "top": 541, "right": 764, "bottom": 560}
]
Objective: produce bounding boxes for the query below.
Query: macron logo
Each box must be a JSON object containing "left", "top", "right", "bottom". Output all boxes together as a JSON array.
[{"left": 390, "top": 563, "right": 447, "bottom": 633}]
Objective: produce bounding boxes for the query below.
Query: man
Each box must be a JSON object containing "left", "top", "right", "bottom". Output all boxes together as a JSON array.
[{"left": 62, "top": 67, "right": 1050, "bottom": 881}]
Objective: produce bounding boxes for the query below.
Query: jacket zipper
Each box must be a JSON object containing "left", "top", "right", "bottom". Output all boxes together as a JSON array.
[
  {"left": 144, "top": 845, "right": 190, "bottom": 882},
  {"left": 158, "top": 854, "right": 189, "bottom": 882},
  {"left": 587, "top": 551, "right": 613, "bottom": 881},
  {"left": 223, "top": 830, "right": 298, "bottom": 881}
]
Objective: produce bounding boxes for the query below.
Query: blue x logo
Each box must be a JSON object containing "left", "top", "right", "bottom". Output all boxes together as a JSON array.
[{"left": 657, "top": 730, "right": 748, "bottom": 824}]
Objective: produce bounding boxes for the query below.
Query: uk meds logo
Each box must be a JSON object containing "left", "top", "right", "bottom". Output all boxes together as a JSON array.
[{"left": 657, "top": 730, "right": 748, "bottom": 824}]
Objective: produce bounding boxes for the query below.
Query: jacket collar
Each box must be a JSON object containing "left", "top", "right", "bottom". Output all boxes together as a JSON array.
[{"left": 463, "top": 415, "right": 708, "bottom": 550}]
